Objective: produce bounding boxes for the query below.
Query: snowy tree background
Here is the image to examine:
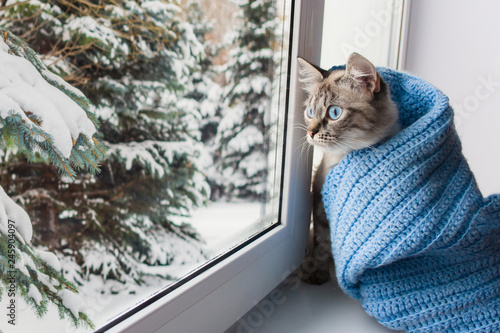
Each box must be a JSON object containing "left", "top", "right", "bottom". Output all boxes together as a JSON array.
[
  {"left": 0, "top": 0, "right": 286, "bottom": 330},
  {"left": 1, "top": 0, "right": 211, "bottom": 292},
  {"left": 211, "top": 0, "right": 280, "bottom": 202}
]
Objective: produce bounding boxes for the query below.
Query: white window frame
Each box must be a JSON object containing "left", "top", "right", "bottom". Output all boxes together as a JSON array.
[{"left": 100, "top": 1, "right": 325, "bottom": 332}]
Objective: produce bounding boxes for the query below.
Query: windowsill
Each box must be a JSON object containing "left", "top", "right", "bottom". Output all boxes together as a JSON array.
[{"left": 226, "top": 271, "right": 402, "bottom": 333}]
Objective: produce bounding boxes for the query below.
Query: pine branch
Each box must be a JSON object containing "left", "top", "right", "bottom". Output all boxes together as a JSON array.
[
  {"left": 73, "top": 147, "right": 98, "bottom": 171},
  {"left": 69, "top": 150, "right": 84, "bottom": 169},
  {"left": 0, "top": 233, "right": 94, "bottom": 329},
  {"left": 93, "top": 136, "right": 107, "bottom": 155},
  {"left": 29, "top": 133, "right": 76, "bottom": 179},
  {"left": 80, "top": 135, "right": 100, "bottom": 159},
  {"left": 0, "top": 30, "right": 106, "bottom": 178}
]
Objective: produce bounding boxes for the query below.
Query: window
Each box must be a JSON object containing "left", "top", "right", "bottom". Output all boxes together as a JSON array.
[
  {"left": 0, "top": 0, "right": 321, "bottom": 332},
  {"left": 99, "top": 0, "right": 324, "bottom": 332},
  {"left": 0, "top": 0, "right": 416, "bottom": 331}
]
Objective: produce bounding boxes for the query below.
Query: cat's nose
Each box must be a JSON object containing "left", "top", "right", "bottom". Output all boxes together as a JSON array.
[{"left": 308, "top": 130, "right": 317, "bottom": 138}]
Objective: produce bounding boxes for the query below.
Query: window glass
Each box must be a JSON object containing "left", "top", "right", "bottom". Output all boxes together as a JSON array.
[
  {"left": 0, "top": 0, "right": 291, "bottom": 331},
  {"left": 321, "top": 0, "right": 404, "bottom": 69}
]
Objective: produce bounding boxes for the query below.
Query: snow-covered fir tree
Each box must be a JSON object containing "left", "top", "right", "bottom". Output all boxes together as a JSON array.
[
  {"left": 212, "top": 0, "right": 279, "bottom": 201},
  {"left": 181, "top": 1, "right": 227, "bottom": 199},
  {"left": 0, "top": 0, "right": 210, "bottom": 292},
  {"left": 0, "top": 29, "right": 100, "bottom": 329}
]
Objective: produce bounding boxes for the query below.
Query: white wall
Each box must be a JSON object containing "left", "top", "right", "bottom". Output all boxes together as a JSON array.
[{"left": 404, "top": 0, "right": 500, "bottom": 197}]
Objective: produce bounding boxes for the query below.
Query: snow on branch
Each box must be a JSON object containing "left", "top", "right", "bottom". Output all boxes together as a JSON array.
[
  {"left": 108, "top": 140, "right": 195, "bottom": 178},
  {"left": 0, "top": 29, "right": 105, "bottom": 179},
  {"left": 0, "top": 185, "right": 32, "bottom": 243}
]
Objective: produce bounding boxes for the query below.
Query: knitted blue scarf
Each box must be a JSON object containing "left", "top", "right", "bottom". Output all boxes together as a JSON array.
[{"left": 322, "top": 67, "right": 500, "bottom": 332}]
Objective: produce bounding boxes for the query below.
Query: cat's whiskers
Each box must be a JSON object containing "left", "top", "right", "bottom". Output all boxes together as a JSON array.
[
  {"left": 320, "top": 137, "right": 353, "bottom": 155},
  {"left": 301, "top": 136, "right": 312, "bottom": 158},
  {"left": 365, "top": 123, "right": 386, "bottom": 141},
  {"left": 337, "top": 136, "right": 382, "bottom": 152},
  {"left": 334, "top": 140, "right": 359, "bottom": 155},
  {"left": 293, "top": 123, "right": 314, "bottom": 163},
  {"left": 293, "top": 123, "right": 309, "bottom": 132},
  {"left": 295, "top": 134, "right": 313, "bottom": 164}
]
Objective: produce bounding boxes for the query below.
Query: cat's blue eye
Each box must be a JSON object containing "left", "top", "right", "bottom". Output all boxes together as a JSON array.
[
  {"left": 306, "top": 106, "right": 314, "bottom": 118},
  {"left": 328, "top": 105, "right": 342, "bottom": 120}
]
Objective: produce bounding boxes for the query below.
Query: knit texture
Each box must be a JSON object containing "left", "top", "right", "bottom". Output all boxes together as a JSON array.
[{"left": 322, "top": 67, "right": 500, "bottom": 332}]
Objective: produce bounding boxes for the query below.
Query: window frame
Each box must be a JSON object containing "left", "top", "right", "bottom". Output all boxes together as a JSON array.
[{"left": 99, "top": 1, "right": 325, "bottom": 332}]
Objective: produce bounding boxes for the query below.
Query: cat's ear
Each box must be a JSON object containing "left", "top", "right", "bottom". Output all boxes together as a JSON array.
[
  {"left": 297, "top": 57, "right": 328, "bottom": 95},
  {"left": 345, "top": 53, "right": 380, "bottom": 96}
]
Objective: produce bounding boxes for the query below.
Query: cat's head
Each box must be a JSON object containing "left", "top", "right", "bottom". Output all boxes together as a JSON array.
[{"left": 297, "top": 53, "right": 399, "bottom": 154}]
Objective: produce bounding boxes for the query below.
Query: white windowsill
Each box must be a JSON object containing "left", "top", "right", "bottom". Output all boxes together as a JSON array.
[{"left": 226, "top": 272, "right": 402, "bottom": 333}]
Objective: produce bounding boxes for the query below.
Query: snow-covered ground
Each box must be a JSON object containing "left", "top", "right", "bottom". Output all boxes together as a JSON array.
[
  {"left": 190, "top": 201, "right": 263, "bottom": 256},
  {"left": 1, "top": 202, "right": 262, "bottom": 333}
]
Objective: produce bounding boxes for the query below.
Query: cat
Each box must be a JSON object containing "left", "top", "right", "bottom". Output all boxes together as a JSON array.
[{"left": 297, "top": 52, "right": 400, "bottom": 284}]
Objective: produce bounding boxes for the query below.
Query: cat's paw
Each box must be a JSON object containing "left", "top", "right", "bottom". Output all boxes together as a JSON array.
[
  {"left": 302, "top": 271, "right": 330, "bottom": 285},
  {"left": 296, "top": 262, "right": 330, "bottom": 285}
]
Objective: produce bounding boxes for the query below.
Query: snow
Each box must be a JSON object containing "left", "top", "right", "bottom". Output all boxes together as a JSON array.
[
  {"left": 35, "top": 249, "right": 62, "bottom": 271},
  {"left": 108, "top": 140, "right": 194, "bottom": 177},
  {"left": 0, "top": 38, "right": 97, "bottom": 158},
  {"left": 232, "top": 76, "right": 271, "bottom": 96},
  {"left": 218, "top": 103, "right": 246, "bottom": 133},
  {"left": 15, "top": 249, "right": 31, "bottom": 277},
  {"left": 228, "top": 125, "right": 264, "bottom": 153},
  {"left": 239, "top": 150, "right": 267, "bottom": 177},
  {"left": 59, "top": 289, "right": 86, "bottom": 318},
  {"left": 28, "top": 285, "right": 43, "bottom": 306},
  {"left": 81, "top": 243, "right": 121, "bottom": 280},
  {"left": 120, "top": 217, "right": 206, "bottom": 269},
  {"left": 59, "top": 209, "right": 78, "bottom": 219},
  {"left": 0, "top": 37, "right": 8, "bottom": 52},
  {"left": 0, "top": 185, "right": 32, "bottom": 243},
  {"left": 64, "top": 16, "right": 129, "bottom": 62},
  {"left": 250, "top": 76, "right": 271, "bottom": 94},
  {"left": 36, "top": 272, "right": 58, "bottom": 294},
  {"left": 2, "top": 202, "right": 267, "bottom": 333},
  {"left": 189, "top": 202, "right": 265, "bottom": 257}
]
